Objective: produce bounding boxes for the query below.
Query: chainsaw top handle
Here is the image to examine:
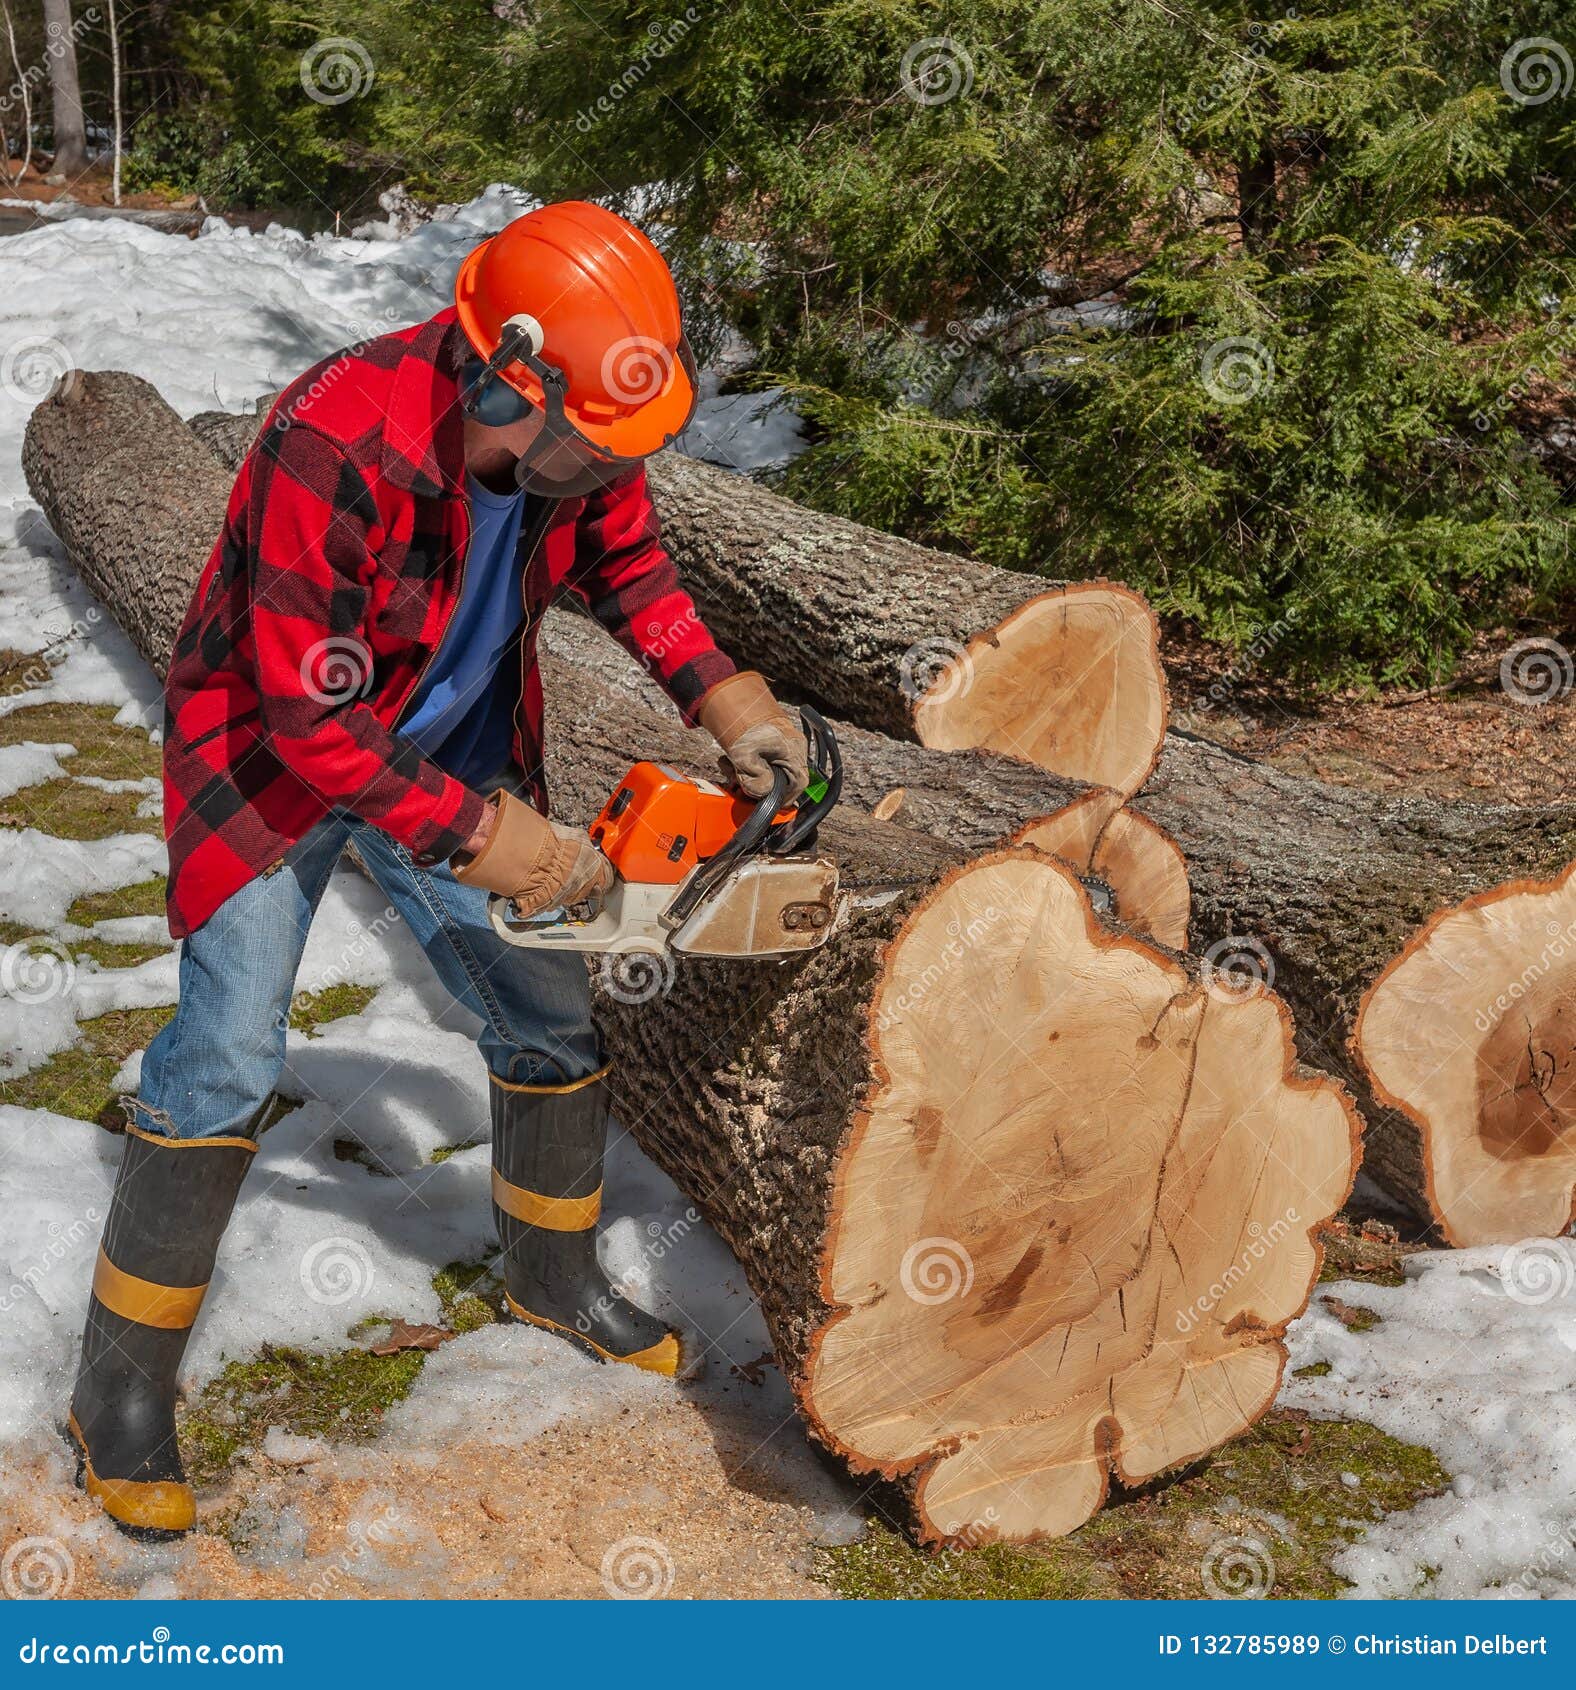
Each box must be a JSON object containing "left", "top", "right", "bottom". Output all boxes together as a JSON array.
[{"left": 661, "top": 707, "right": 840, "bottom": 933}]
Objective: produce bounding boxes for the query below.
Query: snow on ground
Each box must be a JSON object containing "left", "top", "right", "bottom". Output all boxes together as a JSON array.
[
  {"left": 0, "top": 188, "right": 1569, "bottom": 1597},
  {"left": 1284, "top": 1242, "right": 1576, "bottom": 1599}
]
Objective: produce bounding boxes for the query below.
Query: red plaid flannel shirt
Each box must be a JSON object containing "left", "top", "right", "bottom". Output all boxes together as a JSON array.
[{"left": 161, "top": 308, "right": 735, "bottom": 937}]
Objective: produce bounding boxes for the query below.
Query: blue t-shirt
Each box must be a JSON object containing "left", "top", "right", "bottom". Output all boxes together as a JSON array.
[{"left": 399, "top": 475, "right": 530, "bottom": 785}]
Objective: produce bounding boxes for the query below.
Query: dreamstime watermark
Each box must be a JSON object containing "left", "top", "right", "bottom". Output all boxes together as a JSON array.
[
  {"left": 574, "top": 9, "right": 701, "bottom": 131},
  {"left": 1499, "top": 637, "right": 1574, "bottom": 707},
  {"left": 1505, "top": 1518, "right": 1574, "bottom": 1598},
  {"left": 600, "top": 1534, "right": 675, "bottom": 1598},
  {"left": 900, "top": 36, "right": 974, "bottom": 105},
  {"left": 0, "top": 937, "right": 76, "bottom": 1007},
  {"left": 0, "top": 336, "right": 73, "bottom": 405},
  {"left": 900, "top": 1236, "right": 975, "bottom": 1305},
  {"left": 1473, "top": 914, "right": 1576, "bottom": 1033},
  {"left": 306, "top": 904, "right": 402, "bottom": 997},
  {"left": 1201, "top": 336, "right": 1274, "bottom": 405},
  {"left": 300, "top": 37, "right": 375, "bottom": 105},
  {"left": 1200, "top": 934, "right": 1275, "bottom": 1001},
  {"left": 601, "top": 335, "right": 675, "bottom": 406},
  {"left": 899, "top": 635, "right": 974, "bottom": 705},
  {"left": 1195, "top": 610, "right": 1301, "bottom": 716},
  {"left": 2, "top": 1537, "right": 75, "bottom": 1601},
  {"left": 876, "top": 904, "right": 1008, "bottom": 1030},
  {"left": 0, "top": 1206, "right": 98, "bottom": 1315},
  {"left": 0, "top": 7, "right": 99, "bottom": 119},
  {"left": 1498, "top": 1239, "right": 1575, "bottom": 1307},
  {"left": 298, "top": 1236, "right": 376, "bottom": 1305},
  {"left": 1175, "top": 1208, "right": 1300, "bottom": 1333},
  {"left": 1173, "top": 12, "right": 1298, "bottom": 137},
  {"left": 1, "top": 608, "right": 103, "bottom": 697},
  {"left": 1200, "top": 1532, "right": 1275, "bottom": 1598},
  {"left": 300, "top": 636, "right": 375, "bottom": 706},
  {"left": 572, "top": 1207, "right": 700, "bottom": 1341},
  {"left": 273, "top": 307, "right": 408, "bottom": 429},
  {"left": 305, "top": 1505, "right": 400, "bottom": 1598},
  {"left": 599, "top": 944, "right": 676, "bottom": 1005},
  {"left": 1500, "top": 38, "right": 1573, "bottom": 106}
]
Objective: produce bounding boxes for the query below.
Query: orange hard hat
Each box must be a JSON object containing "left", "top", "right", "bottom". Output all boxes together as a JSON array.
[{"left": 454, "top": 201, "right": 695, "bottom": 460}]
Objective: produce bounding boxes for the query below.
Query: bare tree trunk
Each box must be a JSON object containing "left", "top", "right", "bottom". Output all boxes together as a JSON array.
[
  {"left": 42, "top": 0, "right": 88, "bottom": 177},
  {"left": 2, "top": 0, "right": 33, "bottom": 182},
  {"left": 106, "top": 0, "right": 120, "bottom": 203}
]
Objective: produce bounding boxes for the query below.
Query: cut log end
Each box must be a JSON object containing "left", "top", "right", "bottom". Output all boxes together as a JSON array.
[
  {"left": 911, "top": 584, "right": 1168, "bottom": 797},
  {"left": 1355, "top": 862, "right": 1576, "bottom": 1247},
  {"left": 1013, "top": 788, "right": 1191, "bottom": 950},
  {"left": 804, "top": 850, "right": 1359, "bottom": 1546}
]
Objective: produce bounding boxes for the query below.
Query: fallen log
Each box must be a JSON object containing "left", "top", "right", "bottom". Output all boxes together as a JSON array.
[
  {"left": 643, "top": 451, "right": 1169, "bottom": 797},
  {"left": 538, "top": 613, "right": 1576, "bottom": 1247},
  {"left": 1355, "top": 863, "right": 1576, "bottom": 1245},
  {"left": 25, "top": 369, "right": 1362, "bottom": 1546}
]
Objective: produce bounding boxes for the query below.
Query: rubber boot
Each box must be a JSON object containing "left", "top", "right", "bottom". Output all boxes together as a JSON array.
[
  {"left": 490, "top": 1066, "right": 683, "bottom": 1376},
  {"left": 67, "top": 1120, "right": 258, "bottom": 1538}
]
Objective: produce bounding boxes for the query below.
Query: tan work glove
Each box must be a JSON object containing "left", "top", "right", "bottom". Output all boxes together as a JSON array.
[
  {"left": 696, "top": 671, "right": 809, "bottom": 800},
  {"left": 452, "top": 790, "right": 613, "bottom": 916}
]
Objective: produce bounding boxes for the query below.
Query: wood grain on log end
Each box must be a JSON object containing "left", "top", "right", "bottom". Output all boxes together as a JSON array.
[
  {"left": 912, "top": 582, "right": 1169, "bottom": 797},
  {"left": 1354, "top": 860, "right": 1576, "bottom": 1247},
  {"left": 801, "top": 848, "right": 1359, "bottom": 1546},
  {"left": 1013, "top": 788, "right": 1191, "bottom": 950}
]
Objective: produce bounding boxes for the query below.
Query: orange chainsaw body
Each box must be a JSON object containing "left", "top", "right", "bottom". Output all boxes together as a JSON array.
[{"left": 587, "top": 763, "right": 795, "bottom": 887}]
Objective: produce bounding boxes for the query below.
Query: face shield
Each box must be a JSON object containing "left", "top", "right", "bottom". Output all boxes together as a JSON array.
[{"left": 462, "top": 314, "right": 698, "bottom": 498}]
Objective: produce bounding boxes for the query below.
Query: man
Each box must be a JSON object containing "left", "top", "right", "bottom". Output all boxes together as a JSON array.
[{"left": 67, "top": 202, "right": 808, "bottom": 1539}]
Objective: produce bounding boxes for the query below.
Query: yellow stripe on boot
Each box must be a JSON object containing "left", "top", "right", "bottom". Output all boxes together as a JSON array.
[
  {"left": 491, "top": 1169, "right": 601, "bottom": 1232},
  {"left": 91, "top": 1251, "right": 208, "bottom": 1330}
]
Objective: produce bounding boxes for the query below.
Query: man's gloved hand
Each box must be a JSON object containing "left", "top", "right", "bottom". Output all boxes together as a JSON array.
[
  {"left": 452, "top": 791, "right": 613, "bottom": 916},
  {"left": 697, "top": 671, "right": 809, "bottom": 800}
]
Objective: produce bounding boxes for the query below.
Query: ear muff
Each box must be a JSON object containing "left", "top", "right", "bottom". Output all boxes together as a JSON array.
[{"left": 462, "top": 356, "right": 532, "bottom": 428}]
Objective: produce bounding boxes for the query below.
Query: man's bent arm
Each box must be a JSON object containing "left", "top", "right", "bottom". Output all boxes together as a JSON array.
[{"left": 568, "top": 467, "right": 735, "bottom": 720}]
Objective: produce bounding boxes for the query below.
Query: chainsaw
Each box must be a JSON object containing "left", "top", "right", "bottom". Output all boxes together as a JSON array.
[{"left": 489, "top": 708, "right": 844, "bottom": 959}]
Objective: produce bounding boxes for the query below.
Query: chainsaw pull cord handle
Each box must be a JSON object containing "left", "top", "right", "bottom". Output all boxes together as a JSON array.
[{"left": 660, "top": 762, "right": 792, "bottom": 932}]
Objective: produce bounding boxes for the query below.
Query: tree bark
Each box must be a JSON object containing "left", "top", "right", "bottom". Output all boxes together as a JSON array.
[
  {"left": 23, "top": 371, "right": 231, "bottom": 680},
  {"left": 644, "top": 451, "right": 1169, "bottom": 797},
  {"left": 24, "top": 372, "right": 1363, "bottom": 1546},
  {"left": 42, "top": 0, "right": 88, "bottom": 176}
]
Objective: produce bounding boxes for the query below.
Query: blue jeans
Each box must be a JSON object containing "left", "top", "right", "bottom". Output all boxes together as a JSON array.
[{"left": 132, "top": 808, "right": 600, "bottom": 1140}]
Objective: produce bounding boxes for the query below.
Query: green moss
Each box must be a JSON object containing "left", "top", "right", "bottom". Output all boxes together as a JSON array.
[
  {"left": 67, "top": 879, "right": 168, "bottom": 926},
  {"left": 430, "top": 1138, "right": 484, "bottom": 1163},
  {"left": 0, "top": 1005, "right": 174, "bottom": 1126},
  {"left": 181, "top": 1260, "right": 504, "bottom": 1486},
  {"left": 0, "top": 776, "right": 161, "bottom": 841},
  {"left": 816, "top": 1410, "right": 1448, "bottom": 1601},
  {"left": 180, "top": 1343, "right": 428, "bottom": 1486},
  {"left": 0, "top": 704, "right": 162, "bottom": 840},
  {"left": 73, "top": 937, "right": 171, "bottom": 970},
  {"left": 0, "top": 702, "right": 160, "bottom": 779},
  {"left": 1294, "top": 1361, "right": 1333, "bottom": 1378},
  {"left": 289, "top": 983, "right": 378, "bottom": 1034},
  {"left": 433, "top": 1257, "right": 505, "bottom": 1329}
]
